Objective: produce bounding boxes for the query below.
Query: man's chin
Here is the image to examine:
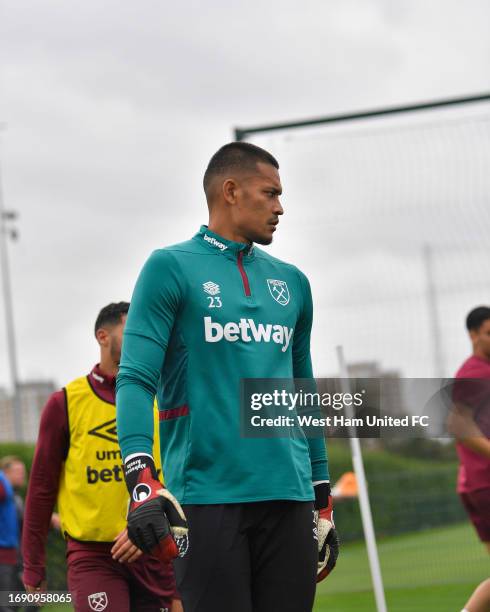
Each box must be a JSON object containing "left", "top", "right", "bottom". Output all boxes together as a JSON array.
[{"left": 253, "top": 234, "right": 274, "bottom": 246}]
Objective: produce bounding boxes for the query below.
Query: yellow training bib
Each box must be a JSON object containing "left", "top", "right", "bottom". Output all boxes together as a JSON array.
[{"left": 57, "top": 375, "right": 161, "bottom": 542}]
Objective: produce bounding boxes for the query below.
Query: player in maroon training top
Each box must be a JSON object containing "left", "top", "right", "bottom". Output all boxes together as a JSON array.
[
  {"left": 22, "top": 302, "right": 181, "bottom": 612},
  {"left": 451, "top": 306, "right": 490, "bottom": 612}
]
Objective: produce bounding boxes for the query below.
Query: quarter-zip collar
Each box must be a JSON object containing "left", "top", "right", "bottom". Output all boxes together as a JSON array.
[{"left": 195, "top": 225, "right": 255, "bottom": 260}]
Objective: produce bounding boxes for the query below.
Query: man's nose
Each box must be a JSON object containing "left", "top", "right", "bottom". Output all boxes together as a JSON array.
[{"left": 274, "top": 199, "right": 284, "bottom": 215}]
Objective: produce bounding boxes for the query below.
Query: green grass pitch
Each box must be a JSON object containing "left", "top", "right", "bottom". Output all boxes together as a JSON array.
[
  {"left": 314, "top": 522, "right": 488, "bottom": 611},
  {"left": 42, "top": 522, "right": 488, "bottom": 611}
]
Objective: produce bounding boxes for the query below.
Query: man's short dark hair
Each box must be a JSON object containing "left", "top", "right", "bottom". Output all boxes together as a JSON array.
[
  {"left": 203, "top": 142, "right": 279, "bottom": 196},
  {"left": 94, "top": 302, "right": 129, "bottom": 336},
  {"left": 466, "top": 306, "right": 490, "bottom": 331}
]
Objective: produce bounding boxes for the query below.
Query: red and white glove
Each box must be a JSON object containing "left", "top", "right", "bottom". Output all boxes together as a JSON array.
[
  {"left": 314, "top": 482, "right": 339, "bottom": 582},
  {"left": 124, "top": 454, "right": 188, "bottom": 561}
]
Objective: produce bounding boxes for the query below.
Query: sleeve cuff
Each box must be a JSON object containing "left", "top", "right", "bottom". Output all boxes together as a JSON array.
[{"left": 22, "top": 566, "right": 45, "bottom": 588}]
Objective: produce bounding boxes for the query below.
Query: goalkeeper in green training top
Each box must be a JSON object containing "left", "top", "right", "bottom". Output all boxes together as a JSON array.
[{"left": 116, "top": 142, "right": 339, "bottom": 612}]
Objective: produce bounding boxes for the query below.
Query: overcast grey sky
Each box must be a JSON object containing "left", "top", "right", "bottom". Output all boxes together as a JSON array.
[{"left": 0, "top": 0, "right": 489, "bottom": 388}]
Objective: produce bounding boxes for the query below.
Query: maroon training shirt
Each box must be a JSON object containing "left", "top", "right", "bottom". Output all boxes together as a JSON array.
[{"left": 454, "top": 355, "right": 490, "bottom": 493}]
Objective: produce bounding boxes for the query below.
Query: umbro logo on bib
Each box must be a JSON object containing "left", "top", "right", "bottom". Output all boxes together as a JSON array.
[{"left": 88, "top": 419, "right": 118, "bottom": 444}]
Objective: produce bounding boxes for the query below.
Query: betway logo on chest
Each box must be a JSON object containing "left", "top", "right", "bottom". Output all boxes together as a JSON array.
[
  {"left": 204, "top": 316, "right": 293, "bottom": 352},
  {"left": 203, "top": 233, "right": 227, "bottom": 251}
]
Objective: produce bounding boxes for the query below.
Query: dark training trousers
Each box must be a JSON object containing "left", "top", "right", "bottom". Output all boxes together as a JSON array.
[{"left": 174, "top": 500, "right": 318, "bottom": 612}]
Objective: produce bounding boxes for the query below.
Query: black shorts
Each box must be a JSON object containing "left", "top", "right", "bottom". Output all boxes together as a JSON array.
[{"left": 173, "top": 500, "right": 317, "bottom": 612}]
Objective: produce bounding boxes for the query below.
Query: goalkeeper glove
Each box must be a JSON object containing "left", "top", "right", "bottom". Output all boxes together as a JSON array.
[
  {"left": 314, "top": 482, "right": 339, "bottom": 582},
  {"left": 124, "top": 454, "right": 188, "bottom": 561}
]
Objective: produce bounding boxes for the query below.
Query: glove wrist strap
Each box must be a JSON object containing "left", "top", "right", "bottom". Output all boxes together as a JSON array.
[
  {"left": 124, "top": 454, "right": 159, "bottom": 496},
  {"left": 314, "top": 482, "right": 331, "bottom": 510}
]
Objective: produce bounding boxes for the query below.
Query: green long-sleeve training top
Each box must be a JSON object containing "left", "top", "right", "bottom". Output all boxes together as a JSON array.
[{"left": 116, "top": 225, "right": 329, "bottom": 504}]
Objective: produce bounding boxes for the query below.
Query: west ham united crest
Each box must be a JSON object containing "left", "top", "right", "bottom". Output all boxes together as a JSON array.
[
  {"left": 88, "top": 592, "right": 108, "bottom": 611},
  {"left": 267, "top": 279, "right": 290, "bottom": 306}
]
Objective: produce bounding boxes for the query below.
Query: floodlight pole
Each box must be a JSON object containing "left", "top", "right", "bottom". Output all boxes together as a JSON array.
[
  {"left": 336, "top": 345, "right": 388, "bottom": 612},
  {"left": 423, "top": 244, "right": 444, "bottom": 378},
  {"left": 0, "top": 132, "right": 22, "bottom": 441}
]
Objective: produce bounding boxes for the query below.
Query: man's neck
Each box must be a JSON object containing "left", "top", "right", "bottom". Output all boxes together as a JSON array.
[
  {"left": 98, "top": 359, "right": 118, "bottom": 379},
  {"left": 473, "top": 349, "right": 490, "bottom": 362},
  {"left": 207, "top": 221, "right": 250, "bottom": 245}
]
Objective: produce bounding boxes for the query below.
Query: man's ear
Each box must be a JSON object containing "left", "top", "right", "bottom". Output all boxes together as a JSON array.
[
  {"left": 96, "top": 327, "right": 109, "bottom": 347},
  {"left": 222, "top": 178, "right": 238, "bottom": 205}
]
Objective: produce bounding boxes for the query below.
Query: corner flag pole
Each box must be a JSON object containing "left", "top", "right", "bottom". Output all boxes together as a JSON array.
[{"left": 336, "top": 345, "right": 387, "bottom": 612}]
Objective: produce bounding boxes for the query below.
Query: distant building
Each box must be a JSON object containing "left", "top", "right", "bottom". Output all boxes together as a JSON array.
[
  {"left": 318, "top": 361, "right": 406, "bottom": 443},
  {"left": 0, "top": 387, "right": 13, "bottom": 441},
  {"left": 347, "top": 361, "right": 405, "bottom": 418},
  {"left": 0, "top": 380, "right": 56, "bottom": 442}
]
